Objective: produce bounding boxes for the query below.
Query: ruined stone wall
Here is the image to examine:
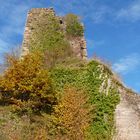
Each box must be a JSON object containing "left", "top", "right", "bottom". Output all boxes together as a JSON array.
[
  {"left": 21, "top": 8, "right": 87, "bottom": 59},
  {"left": 21, "top": 8, "right": 55, "bottom": 57}
]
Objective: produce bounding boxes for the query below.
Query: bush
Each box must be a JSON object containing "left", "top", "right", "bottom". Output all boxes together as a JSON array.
[
  {"left": 54, "top": 86, "right": 92, "bottom": 139},
  {"left": 65, "top": 14, "right": 84, "bottom": 37},
  {"left": 0, "top": 52, "right": 57, "bottom": 114},
  {"left": 44, "top": 40, "right": 73, "bottom": 69},
  {"left": 0, "top": 106, "right": 49, "bottom": 140}
]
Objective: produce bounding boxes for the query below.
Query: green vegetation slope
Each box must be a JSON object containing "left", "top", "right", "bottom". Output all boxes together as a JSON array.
[{"left": 0, "top": 11, "right": 120, "bottom": 140}]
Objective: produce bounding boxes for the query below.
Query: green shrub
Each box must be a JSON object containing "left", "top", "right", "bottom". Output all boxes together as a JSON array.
[
  {"left": 65, "top": 14, "right": 84, "bottom": 37},
  {"left": 51, "top": 60, "right": 120, "bottom": 139}
]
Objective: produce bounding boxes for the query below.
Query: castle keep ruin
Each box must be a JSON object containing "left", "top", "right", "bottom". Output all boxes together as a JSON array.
[{"left": 22, "top": 8, "right": 87, "bottom": 59}]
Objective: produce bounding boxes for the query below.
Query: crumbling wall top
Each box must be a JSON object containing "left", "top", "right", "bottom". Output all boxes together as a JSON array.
[{"left": 21, "top": 8, "right": 87, "bottom": 59}]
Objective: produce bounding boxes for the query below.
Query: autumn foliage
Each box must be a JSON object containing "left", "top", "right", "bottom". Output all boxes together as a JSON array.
[
  {"left": 54, "top": 87, "right": 91, "bottom": 140},
  {"left": 0, "top": 52, "right": 57, "bottom": 113}
]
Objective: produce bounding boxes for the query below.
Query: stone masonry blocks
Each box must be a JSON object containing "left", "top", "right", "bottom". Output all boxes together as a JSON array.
[{"left": 21, "top": 8, "right": 87, "bottom": 60}]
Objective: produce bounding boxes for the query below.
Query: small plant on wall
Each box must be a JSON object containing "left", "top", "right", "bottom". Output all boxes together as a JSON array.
[{"left": 65, "top": 14, "right": 84, "bottom": 37}]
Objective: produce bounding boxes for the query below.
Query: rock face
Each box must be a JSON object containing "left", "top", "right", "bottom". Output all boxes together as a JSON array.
[
  {"left": 113, "top": 88, "right": 140, "bottom": 140},
  {"left": 21, "top": 8, "right": 87, "bottom": 59}
]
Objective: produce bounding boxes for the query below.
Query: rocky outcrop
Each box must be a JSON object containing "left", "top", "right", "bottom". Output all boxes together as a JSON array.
[
  {"left": 113, "top": 88, "right": 140, "bottom": 140},
  {"left": 96, "top": 59, "right": 140, "bottom": 140}
]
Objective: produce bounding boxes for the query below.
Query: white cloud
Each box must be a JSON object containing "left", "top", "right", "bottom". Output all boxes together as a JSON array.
[
  {"left": 87, "top": 39, "right": 105, "bottom": 48},
  {"left": 88, "top": 6, "right": 112, "bottom": 23},
  {"left": 0, "top": 1, "right": 32, "bottom": 64},
  {"left": 0, "top": 38, "right": 11, "bottom": 64},
  {"left": 0, "top": 1, "right": 44, "bottom": 53},
  {"left": 112, "top": 53, "right": 140, "bottom": 75},
  {"left": 0, "top": 1, "right": 47, "bottom": 40},
  {"left": 51, "top": 0, "right": 112, "bottom": 23},
  {"left": 52, "top": 0, "right": 140, "bottom": 23},
  {"left": 0, "top": 3, "right": 29, "bottom": 37},
  {"left": 0, "top": 39, "right": 10, "bottom": 51},
  {"left": 117, "top": 0, "right": 140, "bottom": 22}
]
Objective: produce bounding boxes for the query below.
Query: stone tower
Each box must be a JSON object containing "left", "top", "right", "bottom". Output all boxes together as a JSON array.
[{"left": 21, "top": 8, "right": 87, "bottom": 60}]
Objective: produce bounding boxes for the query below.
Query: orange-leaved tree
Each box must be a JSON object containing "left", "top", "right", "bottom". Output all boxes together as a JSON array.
[
  {"left": 54, "top": 86, "right": 92, "bottom": 140},
  {"left": 0, "top": 52, "right": 57, "bottom": 113}
]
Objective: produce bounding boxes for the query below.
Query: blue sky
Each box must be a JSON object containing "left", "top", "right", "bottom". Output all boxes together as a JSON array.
[{"left": 0, "top": 0, "right": 140, "bottom": 93}]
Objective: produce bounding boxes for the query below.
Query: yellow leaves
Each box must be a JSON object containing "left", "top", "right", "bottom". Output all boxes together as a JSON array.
[
  {"left": 0, "top": 52, "right": 57, "bottom": 113},
  {"left": 54, "top": 86, "right": 92, "bottom": 139}
]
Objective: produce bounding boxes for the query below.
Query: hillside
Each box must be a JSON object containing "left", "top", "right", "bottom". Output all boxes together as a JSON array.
[{"left": 0, "top": 8, "right": 140, "bottom": 140}]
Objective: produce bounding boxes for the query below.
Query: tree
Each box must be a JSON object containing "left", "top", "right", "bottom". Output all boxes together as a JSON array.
[
  {"left": 54, "top": 87, "right": 91, "bottom": 139},
  {"left": 0, "top": 52, "right": 57, "bottom": 113}
]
